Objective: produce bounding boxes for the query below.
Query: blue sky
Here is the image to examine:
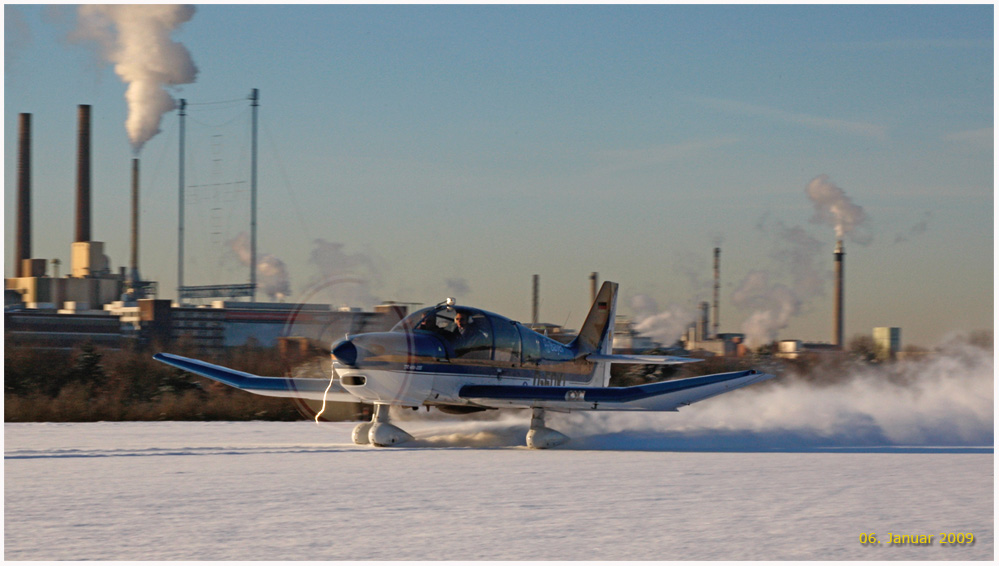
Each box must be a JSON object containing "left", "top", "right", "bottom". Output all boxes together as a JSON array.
[{"left": 4, "top": 4, "right": 993, "bottom": 348}]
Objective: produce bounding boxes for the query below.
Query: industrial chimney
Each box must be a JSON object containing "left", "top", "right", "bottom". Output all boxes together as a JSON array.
[
  {"left": 590, "top": 272, "right": 598, "bottom": 303},
  {"left": 712, "top": 247, "right": 720, "bottom": 339},
  {"left": 532, "top": 274, "right": 539, "bottom": 325},
  {"left": 75, "top": 104, "right": 91, "bottom": 243},
  {"left": 16, "top": 113, "right": 31, "bottom": 277},
  {"left": 70, "top": 103, "right": 109, "bottom": 279},
  {"left": 130, "top": 158, "right": 141, "bottom": 286},
  {"left": 699, "top": 301, "right": 710, "bottom": 342},
  {"left": 833, "top": 240, "right": 845, "bottom": 348}
]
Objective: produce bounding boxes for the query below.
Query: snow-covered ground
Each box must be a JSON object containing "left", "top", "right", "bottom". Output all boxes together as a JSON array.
[
  {"left": 4, "top": 419, "right": 992, "bottom": 561},
  {"left": 6, "top": 347, "right": 993, "bottom": 560}
]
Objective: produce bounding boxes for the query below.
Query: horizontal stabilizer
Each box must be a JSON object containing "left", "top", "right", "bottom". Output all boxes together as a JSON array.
[
  {"left": 460, "top": 369, "right": 774, "bottom": 411},
  {"left": 586, "top": 353, "right": 702, "bottom": 365},
  {"left": 153, "top": 352, "right": 357, "bottom": 402}
]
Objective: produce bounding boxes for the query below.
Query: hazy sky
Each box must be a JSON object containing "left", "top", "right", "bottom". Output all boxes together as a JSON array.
[{"left": 4, "top": 4, "right": 993, "bottom": 348}]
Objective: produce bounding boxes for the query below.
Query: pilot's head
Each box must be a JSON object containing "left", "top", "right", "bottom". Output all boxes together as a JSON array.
[{"left": 454, "top": 311, "right": 469, "bottom": 329}]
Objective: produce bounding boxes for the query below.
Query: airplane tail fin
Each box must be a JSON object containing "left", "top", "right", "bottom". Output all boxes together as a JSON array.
[{"left": 572, "top": 281, "right": 618, "bottom": 387}]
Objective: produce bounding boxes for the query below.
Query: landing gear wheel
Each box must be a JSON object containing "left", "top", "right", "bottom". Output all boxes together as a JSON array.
[
  {"left": 367, "top": 404, "right": 413, "bottom": 447},
  {"left": 526, "top": 407, "right": 569, "bottom": 449},
  {"left": 352, "top": 421, "right": 373, "bottom": 445}
]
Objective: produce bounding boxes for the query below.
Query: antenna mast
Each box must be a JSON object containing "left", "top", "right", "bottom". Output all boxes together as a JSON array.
[{"left": 250, "top": 88, "right": 259, "bottom": 302}]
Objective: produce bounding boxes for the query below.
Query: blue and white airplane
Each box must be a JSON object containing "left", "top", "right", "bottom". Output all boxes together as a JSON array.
[{"left": 154, "top": 281, "right": 774, "bottom": 448}]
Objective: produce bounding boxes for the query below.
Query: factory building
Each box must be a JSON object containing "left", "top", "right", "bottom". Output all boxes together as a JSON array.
[
  {"left": 684, "top": 331, "right": 748, "bottom": 357},
  {"left": 4, "top": 104, "right": 409, "bottom": 353},
  {"left": 6, "top": 106, "right": 145, "bottom": 313},
  {"left": 612, "top": 317, "right": 658, "bottom": 353},
  {"left": 873, "top": 327, "right": 901, "bottom": 362},
  {"left": 127, "top": 300, "right": 403, "bottom": 350},
  {"left": 775, "top": 340, "right": 841, "bottom": 360},
  {"left": 5, "top": 309, "right": 125, "bottom": 350},
  {"left": 7, "top": 298, "right": 406, "bottom": 352}
]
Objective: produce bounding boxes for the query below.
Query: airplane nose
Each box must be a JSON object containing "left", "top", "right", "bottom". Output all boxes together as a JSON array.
[{"left": 332, "top": 339, "right": 358, "bottom": 366}]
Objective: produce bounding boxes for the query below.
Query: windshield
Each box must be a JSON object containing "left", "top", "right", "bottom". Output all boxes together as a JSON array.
[
  {"left": 391, "top": 305, "right": 500, "bottom": 361},
  {"left": 392, "top": 305, "right": 462, "bottom": 336},
  {"left": 392, "top": 307, "right": 438, "bottom": 332}
]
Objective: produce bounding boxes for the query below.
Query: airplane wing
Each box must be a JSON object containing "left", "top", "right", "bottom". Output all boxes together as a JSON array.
[
  {"left": 459, "top": 369, "right": 774, "bottom": 411},
  {"left": 153, "top": 353, "right": 359, "bottom": 402},
  {"left": 586, "top": 353, "right": 702, "bottom": 364}
]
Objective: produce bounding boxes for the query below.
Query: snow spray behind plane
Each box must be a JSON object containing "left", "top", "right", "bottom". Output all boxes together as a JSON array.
[{"left": 556, "top": 337, "right": 993, "bottom": 451}]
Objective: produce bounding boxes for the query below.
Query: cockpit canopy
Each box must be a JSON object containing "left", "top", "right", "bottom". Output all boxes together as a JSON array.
[
  {"left": 392, "top": 304, "right": 564, "bottom": 363},
  {"left": 392, "top": 305, "right": 490, "bottom": 334}
]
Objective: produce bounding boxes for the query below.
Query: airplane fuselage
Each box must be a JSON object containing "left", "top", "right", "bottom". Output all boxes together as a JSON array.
[{"left": 332, "top": 323, "right": 595, "bottom": 408}]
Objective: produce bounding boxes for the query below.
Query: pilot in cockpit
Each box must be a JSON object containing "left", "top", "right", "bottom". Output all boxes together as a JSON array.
[
  {"left": 450, "top": 309, "right": 488, "bottom": 350},
  {"left": 453, "top": 311, "right": 472, "bottom": 338}
]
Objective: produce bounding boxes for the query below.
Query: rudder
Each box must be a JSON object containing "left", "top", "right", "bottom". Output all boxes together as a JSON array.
[{"left": 572, "top": 281, "right": 618, "bottom": 387}]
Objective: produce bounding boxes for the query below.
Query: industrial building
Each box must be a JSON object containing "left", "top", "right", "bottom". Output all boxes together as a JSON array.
[
  {"left": 6, "top": 103, "right": 900, "bottom": 366},
  {"left": 873, "top": 326, "right": 901, "bottom": 362},
  {"left": 775, "top": 340, "right": 841, "bottom": 360},
  {"left": 7, "top": 106, "right": 152, "bottom": 314},
  {"left": 4, "top": 103, "right": 406, "bottom": 354}
]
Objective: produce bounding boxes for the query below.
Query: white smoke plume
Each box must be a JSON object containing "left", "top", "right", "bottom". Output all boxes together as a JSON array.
[
  {"left": 768, "top": 222, "right": 826, "bottom": 299},
  {"left": 731, "top": 271, "right": 800, "bottom": 348},
  {"left": 728, "top": 220, "right": 828, "bottom": 348},
  {"left": 73, "top": 5, "right": 198, "bottom": 153},
  {"left": 306, "top": 239, "right": 383, "bottom": 308},
  {"left": 228, "top": 232, "right": 291, "bottom": 301},
  {"left": 806, "top": 175, "right": 871, "bottom": 244},
  {"left": 629, "top": 294, "right": 695, "bottom": 347}
]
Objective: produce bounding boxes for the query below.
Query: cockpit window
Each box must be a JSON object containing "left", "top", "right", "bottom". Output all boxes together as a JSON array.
[
  {"left": 392, "top": 307, "right": 438, "bottom": 332},
  {"left": 392, "top": 305, "right": 525, "bottom": 364},
  {"left": 449, "top": 309, "right": 492, "bottom": 360}
]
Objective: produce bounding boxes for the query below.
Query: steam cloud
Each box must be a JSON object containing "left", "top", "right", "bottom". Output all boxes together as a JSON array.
[
  {"left": 629, "top": 295, "right": 694, "bottom": 347},
  {"left": 731, "top": 272, "right": 800, "bottom": 348},
  {"left": 306, "top": 239, "right": 383, "bottom": 308},
  {"left": 74, "top": 5, "right": 198, "bottom": 153},
  {"left": 806, "top": 175, "right": 870, "bottom": 243},
  {"left": 229, "top": 232, "right": 291, "bottom": 301},
  {"left": 731, "top": 220, "right": 828, "bottom": 348},
  {"left": 729, "top": 177, "right": 872, "bottom": 346}
]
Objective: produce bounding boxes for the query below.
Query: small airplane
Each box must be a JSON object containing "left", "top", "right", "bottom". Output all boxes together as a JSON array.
[{"left": 154, "top": 281, "right": 774, "bottom": 448}]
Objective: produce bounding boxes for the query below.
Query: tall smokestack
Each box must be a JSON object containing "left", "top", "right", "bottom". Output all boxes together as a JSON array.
[
  {"left": 130, "top": 158, "right": 140, "bottom": 284},
  {"left": 532, "top": 274, "right": 539, "bottom": 325},
  {"left": 590, "top": 272, "right": 598, "bottom": 303},
  {"left": 75, "top": 104, "right": 92, "bottom": 243},
  {"left": 712, "top": 247, "right": 720, "bottom": 339},
  {"left": 699, "top": 301, "right": 710, "bottom": 342},
  {"left": 16, "top": 113, "right": 31, "bottom": 277},
  {"left": 834, "top": 240, "right": 844, "bottom": 348}
]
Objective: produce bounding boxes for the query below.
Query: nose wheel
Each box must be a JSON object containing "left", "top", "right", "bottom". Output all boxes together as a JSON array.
[
  {"left": 526, "top": 407, "right": 569, "bottom": 449},
  {"left": 352, "top": 404, "right": 413, "bottom": 447}
]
